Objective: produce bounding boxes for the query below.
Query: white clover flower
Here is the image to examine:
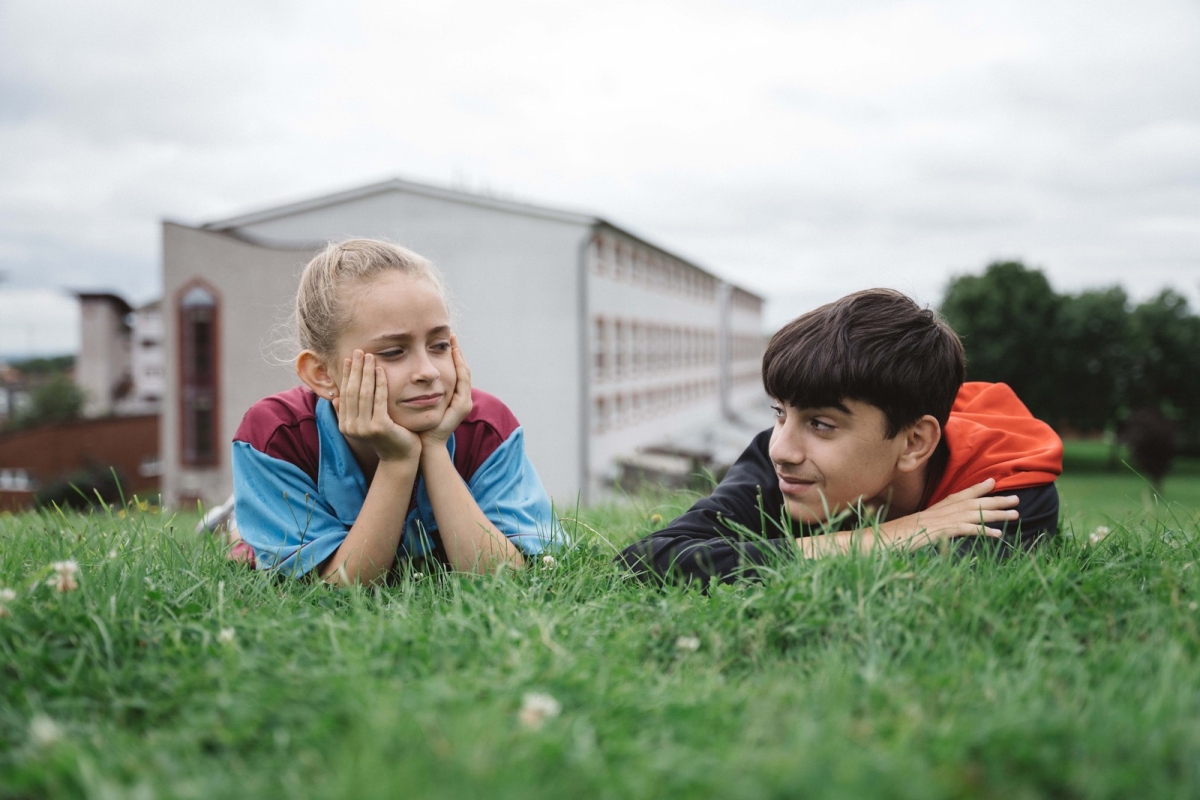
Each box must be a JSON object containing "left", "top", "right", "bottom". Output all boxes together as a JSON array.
[
  {"left": 107, "top": 549, "right": 118, "bottom": 559},
  {"left": 29, "top": 715, "right": 61, "bottom": 747},
  {"left": 46, "top": 560, "right": 79, "bottom": 592},
  {"left": 217, "top": 627, "right": 236, "bottom": 645},
  {"left": 1088, "top": 526, "right": 1111, "bottom": 546},
  {"left": 0, "top": 588, "right": 15, "bottom": 603},
  {"left": 412, "top": 572, "right": 425, "bottom": 581},
  {"left": 675, "top": 635, "right": 701, "bottom": 653},
  {"left": 518, "top": 692, "right": 562, "bottom": 730},
  {"left": 541, "top": 555, "right": 556, "bottom": 570}
]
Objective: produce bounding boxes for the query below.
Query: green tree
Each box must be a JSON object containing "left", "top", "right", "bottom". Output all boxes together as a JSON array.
[
  {"left": 1053, "top": 287, "right": 1133, "bottom": 434},
  {"left": 1127, "top": 290, "right": 1200, "bottom": 452},
  {"left": 9, "top": 373, "right": 86, "bottom": 431},
  {"left": 939, "top": 261, "right": 1064, "bottom": 424}
]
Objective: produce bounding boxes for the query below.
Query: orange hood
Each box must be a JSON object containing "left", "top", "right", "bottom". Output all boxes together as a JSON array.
[{"left": 929, "top": 382, "right": 1063, "bottom": 503}]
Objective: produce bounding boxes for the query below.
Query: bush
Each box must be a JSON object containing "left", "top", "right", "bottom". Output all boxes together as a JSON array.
[{"left": 34, "top": 466, "right": 126, "bottom": 510}]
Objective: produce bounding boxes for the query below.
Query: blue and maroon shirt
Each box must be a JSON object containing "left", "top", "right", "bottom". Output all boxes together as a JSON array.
[{"left": 231, "top": 386, "right": 563, "bottom": 577}]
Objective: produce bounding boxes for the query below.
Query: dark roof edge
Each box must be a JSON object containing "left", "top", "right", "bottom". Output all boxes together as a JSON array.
[{"left": 199, "top": 177, "right": 599, "bottom": 231}]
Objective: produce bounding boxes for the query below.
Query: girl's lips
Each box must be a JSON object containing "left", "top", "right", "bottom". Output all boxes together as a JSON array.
[{"left": 400, "top": 393, "right": 443, "bottom": 408}]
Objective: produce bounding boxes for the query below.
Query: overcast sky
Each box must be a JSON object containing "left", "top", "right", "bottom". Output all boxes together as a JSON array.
[{"left": 1, "top": 0, "right": 1197, "bottom": 357}]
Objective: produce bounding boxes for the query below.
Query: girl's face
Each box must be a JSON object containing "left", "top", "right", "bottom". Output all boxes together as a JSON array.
[{"left": 331, "top": 271, "right": 455, "bottom": 433}]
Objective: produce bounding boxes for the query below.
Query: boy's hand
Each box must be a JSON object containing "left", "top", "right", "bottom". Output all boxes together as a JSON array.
[
  {"left": 335, "top": 350, "right": 421, "bottom": 463},
  {"left": 421, "top": 334, "right": 472, "bottom": 448},
  {"left": 876, "top": 478, "right": 1018, "bottom": 549}
]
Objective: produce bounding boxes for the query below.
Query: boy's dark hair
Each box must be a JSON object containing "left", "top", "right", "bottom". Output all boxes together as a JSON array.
[{"left": 762, "top": 288, "right": 965, "bottom": 438}]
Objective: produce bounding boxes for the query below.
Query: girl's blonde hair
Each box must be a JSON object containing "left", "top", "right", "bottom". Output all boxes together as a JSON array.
[{"left": 295, "top": 239, "right": 447, "bottom": 358}]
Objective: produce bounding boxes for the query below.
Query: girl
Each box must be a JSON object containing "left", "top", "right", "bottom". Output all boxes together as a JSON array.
[{"left": 231, "top": 239, "right": 563, "bottom": 585}]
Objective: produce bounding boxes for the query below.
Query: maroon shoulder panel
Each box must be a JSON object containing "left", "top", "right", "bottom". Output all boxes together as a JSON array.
[
  {"left": 233, "top": 386, "right": 321, "bottom": 484},
  {"left": 452, "top": 389, "right": 520, "bottom": 483}
]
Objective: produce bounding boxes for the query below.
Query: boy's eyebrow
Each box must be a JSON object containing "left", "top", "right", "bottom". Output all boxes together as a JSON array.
[{"left": 809, "top": 402, "right": 853, "bottom": 416}]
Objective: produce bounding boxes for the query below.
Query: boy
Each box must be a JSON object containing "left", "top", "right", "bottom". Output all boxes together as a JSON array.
[{"left": 618, "top": 289, "right": 1063, "bottom": 583}]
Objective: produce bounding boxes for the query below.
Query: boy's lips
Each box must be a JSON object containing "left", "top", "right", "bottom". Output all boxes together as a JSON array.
[
  {"left": 399, "top": 392, "right": 443, "bottom": 408},
  {"left": 777, "top": 474, "right": 820, "bottom": 496}
]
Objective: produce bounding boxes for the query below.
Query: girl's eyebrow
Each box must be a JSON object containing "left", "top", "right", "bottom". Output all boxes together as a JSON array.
[{"left": 369, "top": 325, "right": 451, "bottom": 344}]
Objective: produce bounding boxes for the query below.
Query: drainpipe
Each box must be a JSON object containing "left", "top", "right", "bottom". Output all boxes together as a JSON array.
[{"left": 718, "top": 281, "right": 733, "bottom": 420}]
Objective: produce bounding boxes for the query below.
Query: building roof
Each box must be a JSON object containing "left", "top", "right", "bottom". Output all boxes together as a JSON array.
[
  {"left": 74, "top": 292, "right": 133, "bottom": 315},
  {"left": 201, "top": 176, "right": 598, "bottom": 231},
  {"left": 197, "top": 176, "right": 765, "bottom": 301}
]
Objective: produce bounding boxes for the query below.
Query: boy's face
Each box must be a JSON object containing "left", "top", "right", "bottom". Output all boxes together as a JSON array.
[{"left": 767, "top": 399, "right": 909, "bottom": 525}]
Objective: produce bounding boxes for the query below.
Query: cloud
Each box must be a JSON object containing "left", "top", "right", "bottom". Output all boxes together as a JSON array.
[
  {"left": 0, "top": 289, "right": 79, "bottom": 358},
  {"left": 0, "top": 0, "right": 1197, "bottom": 351}
]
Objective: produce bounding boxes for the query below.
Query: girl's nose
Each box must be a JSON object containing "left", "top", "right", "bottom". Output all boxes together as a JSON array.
[{"left": 412, "top": 353, "right": 439, "bottom": 383}]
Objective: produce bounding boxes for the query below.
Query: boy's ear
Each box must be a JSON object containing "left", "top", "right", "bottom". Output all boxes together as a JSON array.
[
  {"left": 895, "top": 415, "right": 941, "bottom": 474},
  {"left": 296, "top": 350, "right": 338, "bottom": 397}
]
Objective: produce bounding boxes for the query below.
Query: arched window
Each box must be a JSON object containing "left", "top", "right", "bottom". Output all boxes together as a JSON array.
[{"left": 178, "top": 282, "right": 220, "bottom": 466}]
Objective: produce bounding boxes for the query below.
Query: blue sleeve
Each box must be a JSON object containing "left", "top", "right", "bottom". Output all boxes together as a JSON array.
[
  {"left": 465, "top": 427, "right": 567, "bottom": 555},
  {"left": 232, "top": 441, "right": 349, "bottom": 578}
]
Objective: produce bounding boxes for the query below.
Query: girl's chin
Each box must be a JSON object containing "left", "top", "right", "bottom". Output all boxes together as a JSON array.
[{"left": 391, "top": 408, "right": 444, "bottom": 433}]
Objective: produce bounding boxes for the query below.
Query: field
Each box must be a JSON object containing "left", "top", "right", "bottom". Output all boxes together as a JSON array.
[{"left": 2, "top": 451, "right": 1199, "bottom": 799}]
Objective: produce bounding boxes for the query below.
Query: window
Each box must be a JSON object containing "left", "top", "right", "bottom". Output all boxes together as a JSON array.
[
  {"left": 590, "top": 235, "right": 606, "bottom": 276},
  {"left": 593, "top": 317, "right": 608, "bottom": 381},
  {"left": 593, "top": 396, "right": 608, "bottom": 433},
  {"left": 614, "top": 243, "right": 629, "bottom": 281},
  {"left": 179, "top": 282, "right": 219, "bottom": 466},
  {"left": 614, "top": 319, "right": 627, "bottom": 378},
  {"left": 0, "top": 469, "right": 35, "bottom": 492}
]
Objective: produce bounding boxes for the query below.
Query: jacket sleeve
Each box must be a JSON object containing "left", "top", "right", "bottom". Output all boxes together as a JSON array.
[
  {"left": 616, "top": 430, "right": 798, "bottom": 584},
  {"left": 232, "top": 441, "right": 350, "bottom": 578}
]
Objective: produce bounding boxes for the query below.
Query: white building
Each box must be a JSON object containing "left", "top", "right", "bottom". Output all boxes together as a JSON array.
[
  {"left": 161, "top": 177, "right": 767, "bottom": 508},
  {"left": 76, "top": 294, "right": 164, "bottom": 418}
]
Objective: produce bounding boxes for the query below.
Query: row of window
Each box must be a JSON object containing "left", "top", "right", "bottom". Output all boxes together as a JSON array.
[
  {"left": 0, "top": 469, "right": 36, "bottom": 492},
  {"left": 593, "top": 318, "right": 719, "bottom": 381},
  {"left": 592, "top": 379, "right": 719, "bottom": 433},
  {"left": 731, "top": 333, "right": 767, "bottom": 363},
  {"left": 589, "top": 235, "right": 718, "bottom": 302},
  {"left": 733, "top": 365, "right": 762, "bottom": 385}
]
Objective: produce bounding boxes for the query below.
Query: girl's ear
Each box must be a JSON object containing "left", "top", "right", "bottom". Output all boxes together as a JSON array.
[
  {"left": 296, "top": 350, "right": 338, "bottom": 398},
  {"left": 896, "top": 415, "right": 941, "bottom": 474}
]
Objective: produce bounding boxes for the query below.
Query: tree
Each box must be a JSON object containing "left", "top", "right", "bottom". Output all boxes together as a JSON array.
[
  {"left": 1052, "top": 287, "right": 1133, "bottom": 434},
  {"left": 8, "top": 373, "right": 85, "bottom": 431},
  {"left": 1127, "top": 290, "right": 1200, "bottom": 453},
  {"left": 939, "top": 261, "right": 1064, "bottom": 424}
]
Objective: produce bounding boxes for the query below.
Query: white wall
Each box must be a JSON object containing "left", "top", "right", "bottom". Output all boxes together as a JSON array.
[
  {"left": 232, "top": 190, "right": 589, "bottom": 504},
  {"left": 164, "top": 191, "right": 590, "bottom": 506},
  {"left": 163, "top": 184, "right": 767, "bottom": 508},
  {"left": 77, "top": 299, "right": 130, "bottom": 418},
  {"left": 162, "top": 224, "right": 315, "bottom": 506}
]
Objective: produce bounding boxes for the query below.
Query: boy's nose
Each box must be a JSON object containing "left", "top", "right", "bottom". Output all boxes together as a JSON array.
[{"left": 768, "top": 425, "right": 805, "bottom": 466}]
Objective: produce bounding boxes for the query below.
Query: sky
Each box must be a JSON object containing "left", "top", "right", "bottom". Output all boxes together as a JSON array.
[{"left": 0, "top": 0, "right": 1197, "bottom": 357}]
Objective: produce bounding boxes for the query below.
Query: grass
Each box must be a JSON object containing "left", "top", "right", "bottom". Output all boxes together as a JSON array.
[{"left": 1, "top": 470, "right": 1199, "bottom": 799}]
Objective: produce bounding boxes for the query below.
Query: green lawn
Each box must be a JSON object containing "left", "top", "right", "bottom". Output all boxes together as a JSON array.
[{"left": 2, "top": 469, "right": 1199, "bottom": 799}]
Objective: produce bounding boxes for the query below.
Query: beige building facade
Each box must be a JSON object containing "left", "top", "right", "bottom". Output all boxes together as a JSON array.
[{"left": 161, "top": 178, "right": 767, "bottom": 508}]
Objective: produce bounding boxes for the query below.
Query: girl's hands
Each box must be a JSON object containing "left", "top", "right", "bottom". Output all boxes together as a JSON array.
[
  {"left": 334, "top": 350, "right": 421, "bottom": 463},
  {"left": 875, "top": 478, "right": 1019, "bottom": 549},
  {"left": 421, "top": 334, "right": 472, "bottom": 448}
]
